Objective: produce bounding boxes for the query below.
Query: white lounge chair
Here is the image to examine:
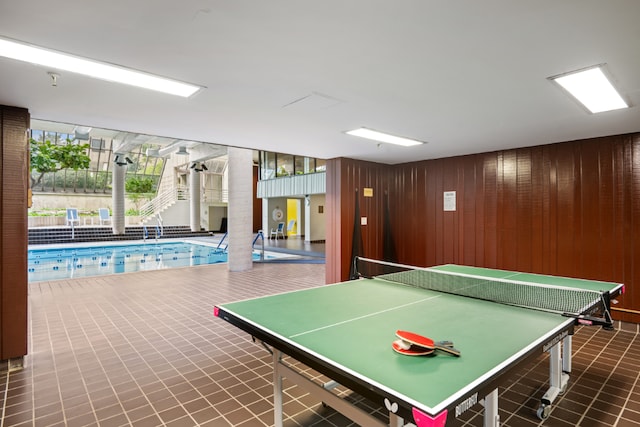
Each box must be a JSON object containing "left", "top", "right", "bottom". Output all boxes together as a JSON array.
[
  {"left": 270, "top": 222, "right": 285, "bottom": 240},
  {"left": 66, "top": 208, "right": 80, "bottom": 227},
  {"left": 287, "top": 219, "right": 296, "bottom": 236},
  {"left": 98, "top": 208, "right": 112, "bottom": 225}
]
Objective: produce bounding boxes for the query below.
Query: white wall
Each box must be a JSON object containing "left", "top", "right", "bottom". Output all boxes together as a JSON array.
[
  {"left": 155, "top": 200, "right": 190, "bottom": 225},
  {"left": 265, "top": 197, "right": 288, "bottom": 234},
  {"left": 30, "top": 193, "right": 141, "bottom": 212},
  {"left": 204, "top": 205, "right": 227, "bottom": 231},
  {"left": 306, "top": 194, "right": 326, "bottom": 242}
]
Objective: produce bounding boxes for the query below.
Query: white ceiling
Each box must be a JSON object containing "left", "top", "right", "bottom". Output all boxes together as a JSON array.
[{"left": 1, "top": 1, "right": 639, "bottom": 165}]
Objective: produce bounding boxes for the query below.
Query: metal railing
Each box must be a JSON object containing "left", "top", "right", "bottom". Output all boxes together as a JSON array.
[
  {"left": 202, "top": 188, "right": 229, "bottom": 203},
  {"left": 139, "top": 186, "right": 189, "bottom": 224}
]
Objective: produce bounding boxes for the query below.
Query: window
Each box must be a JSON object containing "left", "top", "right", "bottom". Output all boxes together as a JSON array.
[
  {"left": 277, "top": 154, "right": 293, "bottom": 177},
  {"left": 259, "top": 151, "right": 326, "bottom": 180},
  {"left": 294, "top": 156, "right": 305, "bottom": 175},
  {"left": 261, "top": 152, "right": 276, "bottom": 180},
  {"left": 29, "top": 129, "right": 164, "bottom": 194}
]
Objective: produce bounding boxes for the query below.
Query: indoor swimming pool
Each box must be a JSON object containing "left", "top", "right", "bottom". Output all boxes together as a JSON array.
[{"left": 28, "top": 240, "right": 263, "bottom": 282}]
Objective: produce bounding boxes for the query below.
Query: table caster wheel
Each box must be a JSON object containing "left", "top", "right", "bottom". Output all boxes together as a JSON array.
[{"left": 536, "top": 403, "right": 551, "bottom": 420}]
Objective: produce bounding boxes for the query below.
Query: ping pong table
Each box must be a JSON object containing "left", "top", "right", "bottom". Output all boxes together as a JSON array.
[{"left": 214, "top": 258, "right": 623, "bottom": 427}]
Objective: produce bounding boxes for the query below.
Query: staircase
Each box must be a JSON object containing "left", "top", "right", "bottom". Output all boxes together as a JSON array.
[
  {"left": 28, "top": 225, "right": 211, "bottom": 245},
  {"left": 139, "top": 186, "right": 188, "bottom": 224}
]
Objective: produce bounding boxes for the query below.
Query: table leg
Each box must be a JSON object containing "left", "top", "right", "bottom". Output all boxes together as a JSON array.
[
  {"left": 562, "top": 335, "right": 572, "bottom": 374},
  {"left": 537, "top": 339, "right": 570, "bottom": 420},
  {"left": 482, "top": 388, "right": 500, "bottom": 427},
  {"left": 273, "top": 350, "right": 283, "bottom": 427}
]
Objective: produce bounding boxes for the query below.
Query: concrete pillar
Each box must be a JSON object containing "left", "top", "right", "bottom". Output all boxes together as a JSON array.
[
  {"left": 227, "top": 147, "right": 253, "bottom": 272},
  {"left": 112, "top": 161, "right": 126, "bottom": 235},
  {"left": 304, "top": 194, "right": 311, "bottom": 242},
  {"left": 190, "top": 167, "right": 201, "bottom": 232}
]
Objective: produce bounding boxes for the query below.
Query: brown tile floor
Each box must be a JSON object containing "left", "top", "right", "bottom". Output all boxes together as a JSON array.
[{"left": 2, "top": 262, "right": 640, "bottom": 426}]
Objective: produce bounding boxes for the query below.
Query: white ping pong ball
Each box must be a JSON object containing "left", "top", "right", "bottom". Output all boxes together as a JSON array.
[{"left": 394, "top": 339, "right": 411, "bottom": 350}]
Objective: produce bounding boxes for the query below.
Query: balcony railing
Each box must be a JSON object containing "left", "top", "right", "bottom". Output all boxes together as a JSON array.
[{"left": 256, "top": 172, "right": 326, "bottom": 198}]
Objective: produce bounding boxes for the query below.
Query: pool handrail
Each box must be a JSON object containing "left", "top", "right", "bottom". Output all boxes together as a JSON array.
[
  {"left": 216, "top": 232, "right": 228, "bottom": 252},
  {"left": 253, "top": 230, "right": 265, "bottom": 261}
]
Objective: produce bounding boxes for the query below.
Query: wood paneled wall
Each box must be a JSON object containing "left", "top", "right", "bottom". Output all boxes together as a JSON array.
[
  {"left": 326, "top": 133, "right": 640, "bottom": 323},
  {"left": 0, "top": 105, "right": 29, "bottom": 360},
  {"left": 326, "top": 158, "right": 392, "bottom": 283},
  {"left": 253, "top": 165, "right": 262, "bottom": 232}
]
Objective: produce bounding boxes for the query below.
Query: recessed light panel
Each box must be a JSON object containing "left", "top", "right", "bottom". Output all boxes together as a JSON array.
[
  {"left": 345, "top": 128, "right": 424, "bottom": 147},
  {"left": 0, "top": 37, "right": 201, "bottom": 97},
  {"left": 550, "top": 65, "right": 628, "bottom": 113}
]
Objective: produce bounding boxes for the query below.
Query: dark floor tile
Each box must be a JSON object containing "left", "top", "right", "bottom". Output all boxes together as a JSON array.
[{"left": 4, "top": 262, "right": 640, "bottom": 427}]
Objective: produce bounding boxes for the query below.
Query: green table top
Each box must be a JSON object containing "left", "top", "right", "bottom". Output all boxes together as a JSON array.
[{"left": 215, "top": 264, "right": 622, "bottom": 418}]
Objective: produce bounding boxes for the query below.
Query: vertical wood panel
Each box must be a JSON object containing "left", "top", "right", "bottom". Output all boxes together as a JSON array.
[
  {"left": 612, "top": 140, "right": 626, "bottom": 285},
  {"left": 483, "top": 154, "right": 498, "bottom": 267},
  {"left": 499, "top": 151, "right": 517, "bottom": 270},
  {"left": 441, "top": 158, "right": 456, "bottom": 264},
  {"left": 530, "top": 147, "right": 544, "bottom": 272},
  {"left": 555, "top": 144, "right": 577, "bottom": 277},
  {"left": 579, "top": 140, "right": 601, "bottom": 280},
  {"left": 252, "top": 166, "right": 262, "bottom": 232},
  {"left": 462, "top": 156, "right": 477, "bottom": 265},
  {"left": 516, "top": 149, "right": 532, "bottom": 272},
  {"left": 412, "top": 166, "right": 428, "bottom": 266},
  {"left": 1, "top": 105, "right": 29, "bottom": 360},
  {"left": 540, "top": 146, "right": 554, "bottom": 273},
  {"left": 596, "top": 139, "right": 615, "bottom": 280},
  {"left": 473, "top": 155, "right": 485, "bottom": 266},
  {"left": 424, "top": 163, "right": 437, "bottom": 267},
  {"left": 624, "top": 136, "right": 640, "bottom": 323},
  {"left": 324, "top": 158, "right": 341, "bottom": 284}
]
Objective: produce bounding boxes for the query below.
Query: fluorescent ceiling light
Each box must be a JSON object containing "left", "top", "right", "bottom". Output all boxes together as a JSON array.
[
  {"left": 550, "top": 65, "right": 628, "bottom": 113},
  {"left": 345, "top": 127, "right": 424, "bottom": 147},
  {"left": 0, "top": 37, "right": 201, "bottom": 97}
]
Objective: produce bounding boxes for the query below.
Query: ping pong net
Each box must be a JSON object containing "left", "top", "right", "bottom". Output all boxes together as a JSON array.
[{"left": 353, "top": 257, "right": 615, "bottom": 329}]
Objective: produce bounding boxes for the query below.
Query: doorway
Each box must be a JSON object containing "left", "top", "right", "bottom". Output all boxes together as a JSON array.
[{"left": 286, "top": 199, "right": 301, "bottom": 238}]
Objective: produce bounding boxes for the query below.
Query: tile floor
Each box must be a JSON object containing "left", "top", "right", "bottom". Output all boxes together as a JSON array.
[{"left": 1, "top": 262, "right": 640, "bottom": 426}]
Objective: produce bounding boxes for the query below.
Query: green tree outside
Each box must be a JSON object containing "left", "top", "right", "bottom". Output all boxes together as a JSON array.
[
  {"left": 30, "top": 138, "right": 91, "bottom": 188},
  {"left": 125, "top": 176, "right": 155, "bottom": 212}
]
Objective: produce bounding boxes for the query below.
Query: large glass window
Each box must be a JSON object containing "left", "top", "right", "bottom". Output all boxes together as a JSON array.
[
  {"left": 294, "top": 156, "right": 305, "bottom": 175},
  {"left": 277, "top": 154, "right": 294, "bottom": 177},
  {"left": 29, "top": 129, "right": 164, "bottom": 194},
  {"left": 261, "top": 152, "right": 276, "bottom": 180},
  {"left": 259, "top": 151, "right": 326, "bottom": 180}
]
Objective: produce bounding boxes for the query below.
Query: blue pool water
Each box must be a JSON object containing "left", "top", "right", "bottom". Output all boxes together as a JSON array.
[{"left": 28, "top": 241, "right": 260, "bottom": 282}]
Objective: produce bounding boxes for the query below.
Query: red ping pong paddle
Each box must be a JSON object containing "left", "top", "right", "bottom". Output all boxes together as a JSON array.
[
  {"left": 396, "top": 330, "right": 461, "bottom": 357},
  {"left": 392, "top": 340, "right": 434, "bottom": 356}
]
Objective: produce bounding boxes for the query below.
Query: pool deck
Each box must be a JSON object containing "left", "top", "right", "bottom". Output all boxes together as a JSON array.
[{"left": 183, "top": 233, "right": 325, "bottom": 259}]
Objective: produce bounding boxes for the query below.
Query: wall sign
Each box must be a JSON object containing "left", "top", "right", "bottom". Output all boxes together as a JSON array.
[{"left": 444, "top": 191, "right": 456, "bottom": 211}]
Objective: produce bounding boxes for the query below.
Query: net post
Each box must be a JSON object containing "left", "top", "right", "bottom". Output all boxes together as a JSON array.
[
  {"left": 601, "top": 292, "right": 615, "bottom": 331},
  {"left": 349, "top": 256, "right": 360, "bottom": 280}
]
